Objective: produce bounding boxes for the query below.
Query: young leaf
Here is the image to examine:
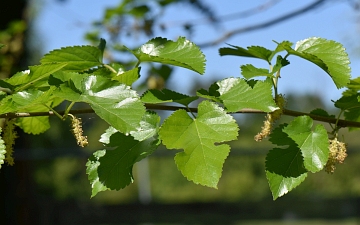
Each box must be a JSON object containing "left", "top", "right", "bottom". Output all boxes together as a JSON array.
[
  {"left": 159, "top": 100, "right": 239, "bottom": 188},
  {"left": 271, "top": 55, "right": 290, "bottom": 73},
  {"left": 111, "top": 67, "right": 140, "bottom": 86},
  {"left": 240, "top": 64, "right": 272, "bottom": 79},
  {"left": 285, "top": 37, "right": 351, "bottom": 89},
  {"left": 86, "top": 150, "right": 109, "bottom": 197},
  {"left": 219, "top": 44, "right": 272, "bottom": 62},
  {"left": 40, "top": 45, "right": 103, "bottom": 71},
  {"left": 196, "top": 82, "right": 220, "bottom": 102},
  {"left": 141, "top": 89, "right": 198, "bottom": 106},
  {"left": 78, "top": 75, "right": 145, "bottom": 134},
  {"left": 129, "top": 37, "right": 206, "bottom": 74},
  {"left": 268, "top": 40, "right": 293, "bottom": 61},
  {"left": 97, "top": 132, "right": 159, "bottom": 191},
  {"left": 283, "top": 116, "right": 329, "bottom": 172},
  {"left": 266, "top": 171, "right": 307, "bottom": 200},
  {"left": 217, "top": 78, "right": 278, "bottom": 112}
]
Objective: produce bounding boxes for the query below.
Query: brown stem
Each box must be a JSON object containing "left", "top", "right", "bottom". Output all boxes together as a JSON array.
[{"left": 1, "top": 104, "right": 360, "bottom": 128}]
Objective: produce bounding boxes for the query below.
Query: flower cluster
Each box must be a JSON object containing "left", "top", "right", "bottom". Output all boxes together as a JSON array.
[
  {"left": 69, "top": 114, "right": 88, "bottom": 147},
  {"left": 2, "top": 119, "right": 18, "bottom": 165},
  {"left": 0, "top": 128, "right": 6, "bottom": 169},
  {"left": 255, "top": 94, "right": 286, "bottom": 142},
  {"left": 325, "top": 137, "right": 347, "bottom": 174}
]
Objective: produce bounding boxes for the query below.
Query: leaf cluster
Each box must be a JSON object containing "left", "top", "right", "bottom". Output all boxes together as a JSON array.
[{"left": 0, "top": 36, "right": 356, "bottom": 200}]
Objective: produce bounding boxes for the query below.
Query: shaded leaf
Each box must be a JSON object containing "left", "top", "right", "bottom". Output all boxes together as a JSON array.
[
  {"left": 219, "top": 44, "right": 272, "bottom": 62},
  {"left": 283, "top": 116, "right": 329, "bottom": 172},
  {"left": 97, "top": 132, "right": 158, "bottom": 191},
  {"left": 141, "top": 89, "right": 198, "bottom": 106}
]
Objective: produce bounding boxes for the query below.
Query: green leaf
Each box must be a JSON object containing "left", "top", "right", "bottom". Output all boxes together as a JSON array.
[
  {"left": 97, "top": 132, "right": 158, "bottom": 191},
  {"left": 285, "top": 37, "right": 351, "bottom": 89},
  {"left": 0, "top": 95, "right": 16, "bottom": 114},
  {"left": 342, "top": 77, "right": 360, "bottom": 96},
  {"left": 240, "top": 64, "right": 272, "bottom": 79},
  {"left": 266, "top": 125, "right": 307, "bottom": 177},
  {"left": 217, "top": 78, "right": 278, "bottom": 112},
  {"left": 0, "top": 44, "right": 4, "bottom": 49},
  {"left": 266, "top": 171, "right": 307, "bottom": 200},
  {"left": 130, "top": 37, "right": 206, "bottom": 74},
  {"left": 0, "top": 128, "right": 6, "bottom": 169},
  {"left": 283, "top": 116, "right": 329, "bottom": 172},
  {"left": 0, "top": 80, "right": 15, "bottom": 91},
  {"left": 196, "top": 82, "right": 220, "bottom": 102},
  {"left": 310, "top": 108, "right": 335, "bottom": 119},
  {"left": 111, "top": 67, "right": 140, "bottom": 86},
  {"left": 159, "top": 100, "right": 239, "bottom": 188},
  {"left": 271, "top": 55, "right": 290, "bottom": 73},
  {"left": 40, "top": 45, "right": 103, "bottom": 71},
  {"left": 141, "top": 89, "right": 198, "bottom": 106},
  {"left": 335, "top": 94, "right": 360, "bottom": 130},
  {"left": 97, "top": 38, "right": 106, "bottom": 62},
  {"left": 334, "top": 94, "right": 360, "bottom": 110},
  {"left": 268, "top": 40, "right": 293, "bottom": 61},
  {"left": 78, "top": 75, "right": 145, "bottom": 134},
  {"left": 16, "top": 116, "right": 50, "bottom": 135},
  {"left": 12, "top": 87, "right": 56, "bottom": 108},
  {"left": 86, "top": 150, "right": 109, "bottom": 197},
  {"left": 219, "top": 44, "right": 272, "bottom": 62},
  {"left": 130, "top": 111, "right": 160, "bottom": 141}
]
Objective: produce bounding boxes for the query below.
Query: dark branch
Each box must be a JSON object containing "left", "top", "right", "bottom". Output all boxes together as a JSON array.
[
  {"left": 1, "top": 103, "right": 360, "bottom": 128},
  {"left": 198, "top": 0, "right": 327, "bottom": 48}
]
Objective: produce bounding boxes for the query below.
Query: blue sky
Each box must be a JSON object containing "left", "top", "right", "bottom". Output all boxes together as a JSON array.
[{"left": 33, "top": 0, "right": 360, "bottom": 104}]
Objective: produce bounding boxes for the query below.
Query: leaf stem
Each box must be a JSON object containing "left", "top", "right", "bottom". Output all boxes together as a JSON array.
[
  {"left": 43, "top": 104, "right": 64, "bottom": 120},
  {"left": 63, "top": 101, "right": 76, "bottom": 119},
  {"left": 2, "top": 105, "right": 360, "bottom": 128},
  {"left": 104, "top": 64, "right": 117, "bottom": 74}
]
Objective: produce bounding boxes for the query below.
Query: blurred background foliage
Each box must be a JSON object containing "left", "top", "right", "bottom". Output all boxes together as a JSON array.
[{"left": 1, "top": 0, "right": 360, "bottom": 224}]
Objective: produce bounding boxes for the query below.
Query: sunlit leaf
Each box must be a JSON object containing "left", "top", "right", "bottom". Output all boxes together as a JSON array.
[
  {"left": 159, "top": 100, "right": 239, "bottom": 188},
  {"left": 285, "top": 37, "right": 351, "bottom": 89},
  {"left": 78, "top": 75, "right": 145, "bottom": 134},
  {"left": 40, "top": 45, "right": 103, "bottom": 71},
  {"left": 283, "top": 116, "right": 329, "bottom": 172},
  {"left": 130, "top": 37, "right": 206, "bottom": 74},
  {"left": 240, "top": 64, "right": 272, "bottom": 79},
  {"left": 217, "top": 78, "right": 278, "bottom": 112},
  {"left": 266, "top": 171, "right": 307, "bottom": 200}
]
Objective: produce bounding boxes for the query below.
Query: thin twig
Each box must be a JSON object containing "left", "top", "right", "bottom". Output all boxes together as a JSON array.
[{"left": 199, "top": 0, "right": 327, "bottom": 48}]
